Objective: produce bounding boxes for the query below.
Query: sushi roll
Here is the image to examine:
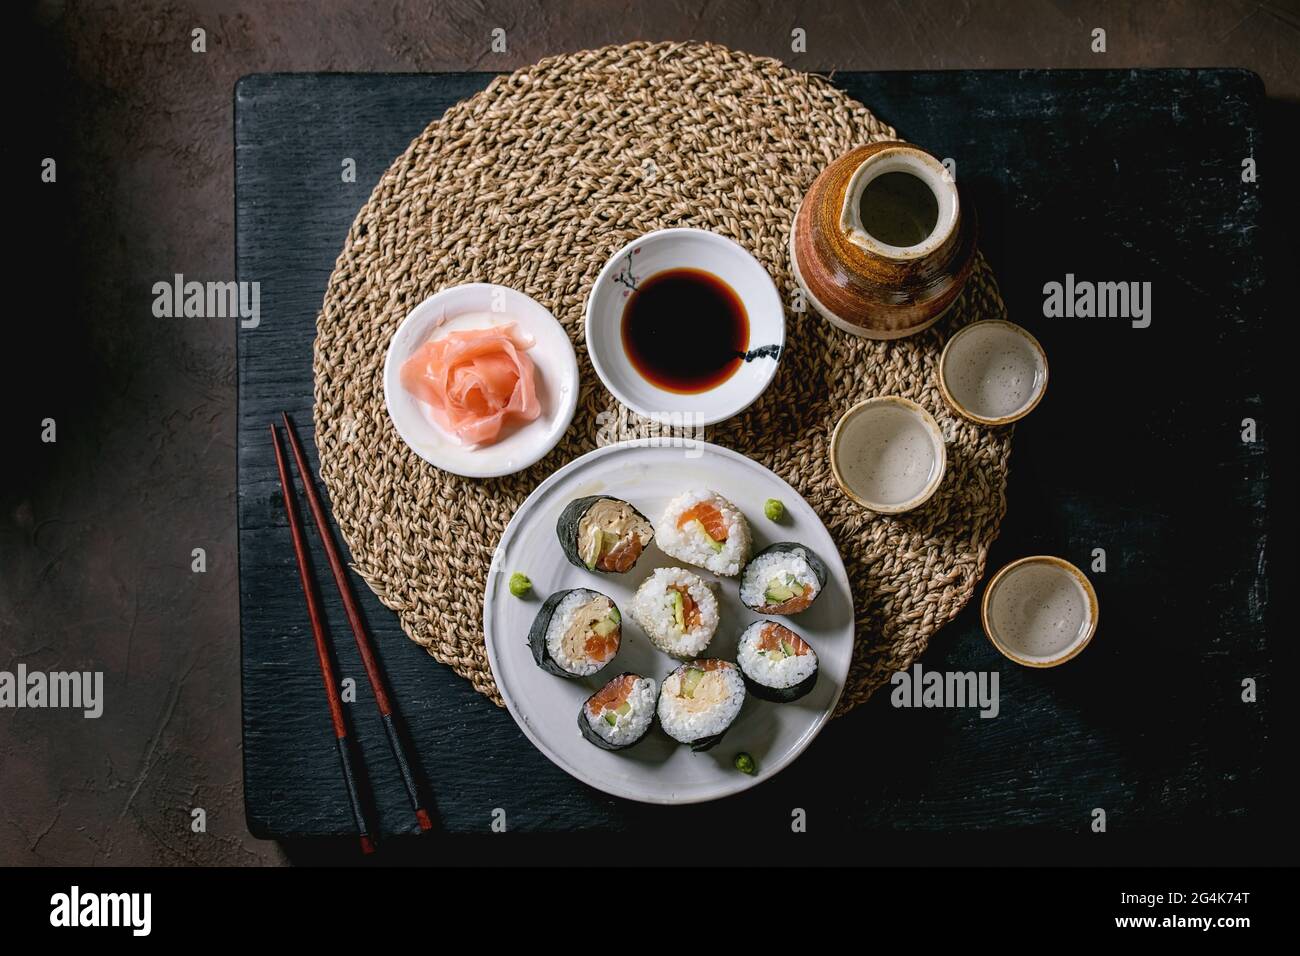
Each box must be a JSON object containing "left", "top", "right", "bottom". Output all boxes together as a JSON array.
[
  {"left": 527, "top": 588, "right": 621, "bottom": 678},
  {"left": 630, "top": 567, "right": 720, "bottom": 659},
  {"left": 657, "top": 660, "right": 746, "bottom": 751},
  {"left": 655, "top": 489, "right": 752, "bottom": 577},
  {"left": 737, "top": 621, "right": 819, "bottom": 702},
  {"left": 578, "top": 673, "right": 657, "bottom": 750},
  {"left": 740, "top": 542, "right": 828, "bottom": 615},
  {"left": 556, "top": 495, "right": 654, "bottom": 573}
]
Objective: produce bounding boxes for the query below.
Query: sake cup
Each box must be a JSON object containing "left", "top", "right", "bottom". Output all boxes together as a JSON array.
[{"left": 829, "top": 396, "right": 947, "bottom": 513}]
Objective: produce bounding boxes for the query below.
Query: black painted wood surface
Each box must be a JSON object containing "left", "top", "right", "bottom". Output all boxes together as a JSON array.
[{"left": 236, "top": 70, "right": 1268, "bottom": 849}]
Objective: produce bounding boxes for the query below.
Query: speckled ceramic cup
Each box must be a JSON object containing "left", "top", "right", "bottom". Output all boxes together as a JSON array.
[
  {"left": 829, "top": 396, "right": 947, "bottom": 513},
  {"left": 939, "top": 319, "right": 1048, "bottom": 425},
  {"left": 981, "top": 556, "right": 1099, "bottom": 667}
]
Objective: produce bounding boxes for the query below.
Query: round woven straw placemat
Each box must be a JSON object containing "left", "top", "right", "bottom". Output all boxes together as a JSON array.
[{"left": 314, "top": 41, "right": 1012, "bottom": 716}]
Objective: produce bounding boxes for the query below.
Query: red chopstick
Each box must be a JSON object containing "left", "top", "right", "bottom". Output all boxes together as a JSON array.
[
  {"left": 270, "top": 423, "right": 376, "bottom": 855},
  {"left": 280, "top": 412, "right": 434, "bottom": 833}
]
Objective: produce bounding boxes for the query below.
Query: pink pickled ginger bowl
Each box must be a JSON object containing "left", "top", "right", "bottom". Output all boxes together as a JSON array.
[{"left": 383, "top": 283, "right": 578, "bottom": 478}]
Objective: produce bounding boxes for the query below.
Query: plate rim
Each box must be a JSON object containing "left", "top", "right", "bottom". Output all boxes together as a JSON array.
[
  {"left": 382, "top": 282, "right": 580, "bottom": 479},
  {"left": 482, "top": 438, "right": 852, "bottom": 804}
]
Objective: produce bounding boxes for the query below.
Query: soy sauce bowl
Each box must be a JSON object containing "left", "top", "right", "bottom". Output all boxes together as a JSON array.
[{"left": 585, "top": 228, "right": 785, "bottom": 426}]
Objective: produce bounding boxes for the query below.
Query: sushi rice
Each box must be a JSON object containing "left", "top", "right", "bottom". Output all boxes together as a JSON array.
[
  {"left": 740, "top": 544, "right": 824, "bottom": 614},
  {"left": 630, "top": 567, "right": 719, "bottom": 658},
  {"left": 579, "top": 674, "right": 657, "bottom": 749},
  {"left": 655, "top": 489, "right": 752, "bottom": 577},
  {"left": 737, "top": 620, "right": 819, "bottom": 701},
  {"left": 657, "top": 659, "right": 746, "bottom": 750}
]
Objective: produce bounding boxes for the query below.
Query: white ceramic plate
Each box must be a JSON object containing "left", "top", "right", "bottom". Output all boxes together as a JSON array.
[
  {"left": 584, "top": 228, "right": 785, "bottom": 426},
  {"left": 483, "top": 440, "right": 853, "bottom": 804},
  {"left": 383, "top": 283, "right": 579, "bottom": 478}
]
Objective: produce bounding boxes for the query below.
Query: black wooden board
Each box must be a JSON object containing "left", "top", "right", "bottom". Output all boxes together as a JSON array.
[{"left": 236, "top": 70, "right": 1270, "bottom": 855}]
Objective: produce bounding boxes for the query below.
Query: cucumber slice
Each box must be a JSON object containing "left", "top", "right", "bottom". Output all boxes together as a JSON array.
[
  {"left": 672, "top": 590, "right": 685, "bottom": 630},
  {"left": 780, "top": 639, "right": 795, "bottom": 657},
  {"left": 681, "top": 667, "right": 705, "bottom": 698},
  {"left": 603, "top": 711, "right": 618, "bottom": 727}
]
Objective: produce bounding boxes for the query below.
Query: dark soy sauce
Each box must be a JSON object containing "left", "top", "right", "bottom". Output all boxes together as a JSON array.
[
  {"left": 621, "top": 268, "right": 749, "bottom": 394},
  {"left": 859, "top": 171, "right": 939, "bottom": 247}
]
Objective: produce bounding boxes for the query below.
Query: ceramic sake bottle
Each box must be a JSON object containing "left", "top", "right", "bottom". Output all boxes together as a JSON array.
[{"left": 789, "top": 141, "right": 978, "bottom": 339}]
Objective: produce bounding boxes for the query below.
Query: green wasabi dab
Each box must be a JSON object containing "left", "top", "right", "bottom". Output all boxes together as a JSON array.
[
  {"left": 763, "top": 498, "right": 785, "bottom": 522},
  {"left": 734, "top": 752, "right": 756, "bottom": 775},
  {"left": 508, "top": 572, "right": 532, "bottom": 598}
]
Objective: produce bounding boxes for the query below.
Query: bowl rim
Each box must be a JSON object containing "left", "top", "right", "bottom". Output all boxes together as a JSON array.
[
  {"left": 583, "top": 227, "right": 785, "bottom": 426},
  {"left": 828, "top": 395, "right": 948, "bottom": 513},
  {"left": 979, "top": 554, "right": 1100, "bottom": 668},
  {"left": 938, "top": 318, "right": 1049, "bottom": 425}
]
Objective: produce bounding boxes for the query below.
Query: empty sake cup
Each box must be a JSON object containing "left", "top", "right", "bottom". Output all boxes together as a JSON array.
[
  {"left": 829, "top": 396, "right": 947, "bottom": 513},
  {"left": 939, "top": 319, "right": 1048, "bottom": 425},
  {"left": 981, "top": 556, "right": 1099, "bottom": 667}
]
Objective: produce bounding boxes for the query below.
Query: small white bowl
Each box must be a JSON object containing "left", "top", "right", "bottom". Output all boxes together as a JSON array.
[
  {"left": 383, "top": 283, "right": 578, "bottom": 478},
  {"left": 938, "top": 319, "right": 1048, "bottom": 425},
  {"left": 584, "top": 228, "right": 784, "bottom": 426},
  {"left": 829, "top": 396, "right": 947, "bottom": 513},
  {"left": 981, "top": 556, "right": 1099, "bottom": 667}
]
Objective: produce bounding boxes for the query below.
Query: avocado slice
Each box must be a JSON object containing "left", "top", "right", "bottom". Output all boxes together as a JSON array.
[
  {"left": 780, "top": 639, "right": 796, "bottom": 657},
  {"left": 681, "top": 667, "right": 705, "bottom": 698},
  {"left": 603, "top": 711, "right": 618, "bottom": 726},
  {"left": 671, "top": 589, "right": 685, "bottom": 630},
  {"left": 614, "top": 702, "right": 631, "bottom": 716},
  {"left": 765, "top": 581, "right": 796, "bottom": 603},
  {"left": 592, "top": 615, "right": 618, "bottom": 638},
  {"left": 585, "top": 529, "right": 622, "bottom": 569},
  {"left": 765, "top": 574, "right": 806, "bottom": 604}
]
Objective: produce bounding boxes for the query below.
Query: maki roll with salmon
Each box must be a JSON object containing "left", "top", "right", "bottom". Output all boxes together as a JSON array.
[
  {"left": 740, "top": 542, "right": 828, "bottom": 615},
  {"left": 630, "top": 567, "right": 719, "bottom": 659},
  {"left": 657, "top": 660, "right": 746, "bottom": 751},
  {"left": 737, "top": 621, "right": 819, "bottom": 702},
  {"left": 527, "top": 588, "right": 621, "bottom": 678},
  {"left": 578, "top": 673, "right": 657, "bottom": 750},
  {"left": 656, "top": 489, "right": 752, "bottom": 577},
  {"left": 556, "top": 496, "right": 654, "bottom": 573}
]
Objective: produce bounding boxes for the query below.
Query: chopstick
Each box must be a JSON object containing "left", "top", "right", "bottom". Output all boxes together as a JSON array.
[
  {"left": 280, "top": 412, "right": 434, "bottom": 833},
  {"left": 270, "top": 423, "right": 376, "bottom": 855}
]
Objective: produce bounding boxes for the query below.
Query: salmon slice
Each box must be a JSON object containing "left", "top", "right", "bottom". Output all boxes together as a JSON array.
[
  {"left": 761, "top": 591, "right": 815, "bottom": 614},
  {"left": 399, "top": 322, "right": 541, "bottom": 446},
  {"left": 676, "top": 502, "right": 729, "bottom": 542},
  {"left": 669, "top": 584, "right": 701, "bottom": 630},
  {"left": 596, "top": 535, "right": 643, "bottom": 573},
  {"left": 756, "top": 623, "right": 810, "bottom": 655},
  {"left": 587, "top": 674, "right": 638, "bottom": 715},
  {"left": 583, "top": 630, "right": 619, "bottom": 663}
]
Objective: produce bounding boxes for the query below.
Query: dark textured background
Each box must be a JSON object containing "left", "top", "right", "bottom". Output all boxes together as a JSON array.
[{"left": 4, "top": 1, "right": 1296, "bottom": 866}]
